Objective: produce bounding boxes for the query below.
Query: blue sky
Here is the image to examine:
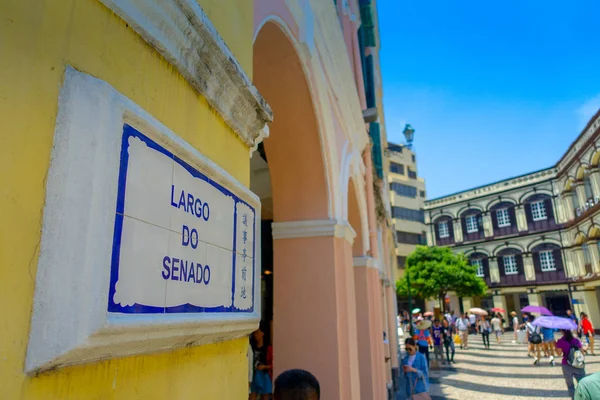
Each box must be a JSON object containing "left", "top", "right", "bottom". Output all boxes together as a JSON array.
[{"left": 378, "top": 0, "right": 600, "bottom": 199}]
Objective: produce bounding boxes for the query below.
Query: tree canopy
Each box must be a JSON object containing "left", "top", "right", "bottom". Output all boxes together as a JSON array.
[{"left": 396, "top": 246, "right": 488, "bottom": 307}]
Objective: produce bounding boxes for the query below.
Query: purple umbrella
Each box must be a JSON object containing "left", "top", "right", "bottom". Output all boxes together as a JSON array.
[
  {"left": 532, "top": 316, "right": 577, "bottom": 330},
  {"left": 521, "top": 305, "right": 553, "bottom": 315}
]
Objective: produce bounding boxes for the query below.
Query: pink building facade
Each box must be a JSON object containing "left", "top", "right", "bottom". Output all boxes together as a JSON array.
[{"left": 252, "top": 0, "right": 399, "bottom": 398}]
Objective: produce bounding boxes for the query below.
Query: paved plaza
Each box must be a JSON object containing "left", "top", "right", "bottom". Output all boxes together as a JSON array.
[{"left": 399, "top": 333, "right": 600, "bottom": 400}]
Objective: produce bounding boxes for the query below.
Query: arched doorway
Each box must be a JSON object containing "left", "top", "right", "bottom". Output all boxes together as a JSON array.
[{"left": 253, "top": 21, "right": 362, "bottom": 399}]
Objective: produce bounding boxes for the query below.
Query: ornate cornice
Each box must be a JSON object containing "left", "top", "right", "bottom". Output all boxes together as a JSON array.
[
  {"left": 425, "top": 168, "right": 557, "bottom": 209},
  {"left": 557, "top": 111, "right": 600, "bottom": 174},
  {"left": 100, "top": 0, "right": 273, "bottom": 149}
]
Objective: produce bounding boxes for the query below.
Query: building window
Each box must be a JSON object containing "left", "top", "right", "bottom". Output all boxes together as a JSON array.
[
  {"left": 397, "top": 256, "right": 407, "bottom": 268},
  {"left": 465, "top": 215, "right": 479, "bottom": 233},
  {"left": 390, "top": 162, "right": 404, "bottom": 175},
  {"left": 503, "top": 255, "right": 518, "bottom": 275},
  {"left": 396, "top": 231, "right": 426, "bottom": 245},
  {"left": 408, "top": 168, "right": 417, "bottom": 179},
  {"left": 496, "top": 208, "right": 511, "bottom": 227},
  {"left": 392, "top": 207, "right": 424, "bottom": 223},
  {"left": 420, "top": 190, "right": 426, "bottom": 198},
  {"left": 583, "top": 244, "right": 591, "bottom": 264},
  {"left": 390, "top": 182, "right": 417, "bottom": 198},
  {"left": 472, "top": 259, "right": 484, "bottom": 277},
  {"left": 412, "top": 154, "right": 416, "bottom": 162},
  {"left": 539, "top": 250, "right": 556, "bottom": 271},
  {"left": 531, "top": 201, "right": 547, "bottom": 221},
  {"left": 438, "top": 221, "right": 449, "bottom": 238}
]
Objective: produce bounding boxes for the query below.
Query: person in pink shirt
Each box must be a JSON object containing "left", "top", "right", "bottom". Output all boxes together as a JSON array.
[{"left": 556, "top": 329, "right": 588, "bottom": 398}]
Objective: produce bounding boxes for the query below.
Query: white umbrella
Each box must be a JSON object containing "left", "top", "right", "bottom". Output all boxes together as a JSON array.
[{"left": 468, "top": 307, "right": 488, "bottom": 316}]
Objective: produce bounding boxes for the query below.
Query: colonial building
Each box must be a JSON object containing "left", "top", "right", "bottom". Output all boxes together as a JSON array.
[
  {"left": 424, "top": 110, "right": 600, "bottom": 327},
  {"left": 2, "top": 0, "right": 397, "bottom": 399}
]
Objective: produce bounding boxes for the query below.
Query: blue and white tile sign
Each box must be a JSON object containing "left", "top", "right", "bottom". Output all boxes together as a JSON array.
[{"left": 108, "top": 124, "right": 255, "bottom": 314}]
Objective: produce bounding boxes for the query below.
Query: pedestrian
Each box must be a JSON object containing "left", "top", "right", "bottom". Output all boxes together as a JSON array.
[
  {"left": 581, "top": 313, "right": 595, "bottom": 355},
  {"left": 469, "top": 313, "right": 477, "bottom": 334},
  {"left": 478, "top": 315, "right": 491, "bottom": 349},
  {"left": 567, "top": 309, "right": 579, "bottom": 328},
  {"left": 414, "top": 319, "right": 432, "bottom": 367},
  {"left": 249, "top": 325, "right": 273, "bottom": 400},
  {"left": 273, "top": 369, "right": 320, "bottom": 400},
  {"left": 511, "top": 311, "right": 519, "bottom": 343},
  {"left": 401, "top": 338, "right": 431, "bottom": 400},
  {"left": 579, "top": 312, "right": 585, "bottom": 339},
  {"left": 403, "top": 310, "right": 411, "bottom": 333},
  {"left": 541, "top": 326, "right": 557, "bottom": 366},
  {"left": 556, "top": 329, "right": 587, "bottom": 399},
  {"left": 526, "top": 315, "right": 543, "bottom": 365},
  {"left": 574, "top": 372, "right": 600, "bottom": 400},
  {"left": 432, "top": 319, "right": 445, "bottom": 364},
  {"left": 491, "top": 313, "right": 503, "bottom": 344},
  {"left": 442, "top": 319, "right": 456, "bottom": 363},
  {"left": 456, "top": 312, "right": 470, "bottom": 349}
]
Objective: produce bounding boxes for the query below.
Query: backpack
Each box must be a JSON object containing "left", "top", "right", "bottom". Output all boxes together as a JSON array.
[
  {"left": 567, "top": 341, "right": 585, "bottom": 369},
  {"left": 527, "top": 323, "right": 542, "bottom": 344}
]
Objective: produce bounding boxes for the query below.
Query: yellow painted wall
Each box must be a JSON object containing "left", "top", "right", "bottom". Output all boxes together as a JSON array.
[{"left": 0, "top": 0, "right": 254, "bottom": 398}]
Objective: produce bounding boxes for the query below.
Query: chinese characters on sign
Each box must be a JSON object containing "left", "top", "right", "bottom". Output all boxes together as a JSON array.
[{"left": 108, "top": 125, "right": 255, "bottom": 314}]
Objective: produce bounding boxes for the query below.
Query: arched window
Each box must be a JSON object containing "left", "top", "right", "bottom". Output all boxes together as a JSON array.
[
  {"left": 490, "top": 202, "right": 518, "bottom": 237},
  {"left": 497, "top": 248, "right": 526, "bottom": 286},
  {"left": 468, "top": 253, "right": 488, "bottom": 279},
  {"left": 461, "top": 209, "right": 483, "bottom": 242},
  {"left": 531, "top": 243, "right": 565, "bottom": 283},
  {"left": 523, "top": 194, "right": 556, "bottom": 232},
  {"left": 584, "top": 174, "right": 594, "bottom": 201},
  {"left": 434, "top": 216, "right": 454, "bottom": 246}
]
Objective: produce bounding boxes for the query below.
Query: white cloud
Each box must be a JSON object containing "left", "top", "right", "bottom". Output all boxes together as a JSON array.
[{"left": 577, "top": 94, "right": 600, "bottom": 129}]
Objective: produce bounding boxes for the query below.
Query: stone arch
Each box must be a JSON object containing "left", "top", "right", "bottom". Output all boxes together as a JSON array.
[
  {"left": 492, "top": 243, "right": 525, "bottom": 256},
  {"left": 527, "top": 237, "right": 562, "bottom": 252},
  {"left": 574, "top": 231, "right": 587, "bottom": 246},
  {"left": 564, "top": 176, "right": 577, "bottom": 192},
  {"left": 576, "top": 164, "right": 590, "bottom": 181},
  {"left": 254, "top": 21, "right": 331, "bottom": 221},
  {"left": 432, "top": 211, "right": 455, "bottom": 222},
  {"left": 519, "top": 189, "right": 553, "bottom": 204},
  {"left": 588, "top": 224, "right": 600, "bottom": 240},
  {"left": 456, "top": 204, "right": 484, "bottom": 217},
  {"left": 485, "top": 197, "right": 517, "bottom": 212},
  {"left": 464, "top": 248, "right": 491, "bottom": 257},
  {"left": 347, "top": 176, "right": 368, "bottom": 256}
]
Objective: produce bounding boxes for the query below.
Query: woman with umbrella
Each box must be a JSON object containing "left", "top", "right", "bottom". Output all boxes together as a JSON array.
[{"left": 555, "top": 326, "right": 587, "bottom": 398}]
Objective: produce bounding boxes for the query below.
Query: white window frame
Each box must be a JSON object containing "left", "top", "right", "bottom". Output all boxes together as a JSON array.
[
  {"left": 465, "top": 214, "right": 479, "bottom": 233},
  {"left": 503, "top": 255, "right": 518, "bottom": 275},
  {"left": 531, "top": 200, "right": 548, "bottom": 221},
  {"left": 496, "top": 208, "right": 511, "bottom": 227},
  {"left": 438, "top": 221, "right": 449, "bottom": 238},
  {"left": 539, "top": 250, "right": 556, "bottom": 272},
  {"left": 472, "top": 259, "right": 485, "bottom": 277}
]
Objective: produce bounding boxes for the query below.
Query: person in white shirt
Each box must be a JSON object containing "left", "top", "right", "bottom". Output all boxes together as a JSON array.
[
  {"left": 456, "top": 312, "right": 471, "bottom": 349},
  {"left": 468, "top": 313, "right": 477, "bottom": 334},
  {"left": 491, "top": 313, "right": 503, "bottom": 343},
  {"left": 511, "top": 311, "right": 519, "bottom": 343},
  {"left": 526, "top": 315, "right": 542, "bottom": 364}
]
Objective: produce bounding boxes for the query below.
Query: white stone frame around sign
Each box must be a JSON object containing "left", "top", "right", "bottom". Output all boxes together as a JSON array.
[{"left": 25, "top": 67, "right": 261, "bottom": 374}]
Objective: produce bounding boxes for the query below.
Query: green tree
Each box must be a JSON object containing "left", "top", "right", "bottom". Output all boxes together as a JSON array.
[{"left": 396, "top": 246, "right": 488, "bottom": 310}]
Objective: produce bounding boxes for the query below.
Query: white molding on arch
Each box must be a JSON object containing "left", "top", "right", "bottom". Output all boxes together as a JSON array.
[
  {"left": 253, "top": 13, "right": 337, "bottom": 220},
  {"left": 99, "top": 0, "right": 272, "bottom": 148},
  {"left": 353, "top": 256, "right": 377, "bottom": 269},
  {"left": 272, "top": 219, "right": 356, "bottom": 244}
]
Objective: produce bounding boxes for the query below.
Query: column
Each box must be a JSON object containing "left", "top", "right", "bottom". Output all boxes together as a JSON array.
[
  {"left": 453, "top": 219, "right": 463, "bottom": 243},
  {"left": 561, "top": 192, "right": 575, "bottom": 222},
  {"left": 492, "top": 294, "right": 509, "bottom": 328},
  {"left": 482, "top": 213, "right": 493, "bottom": 238},
  {"left": 516, "top": 207, "right": 528, "bottom": 232},
  {"left": 588, "top": 241, "right": 600, "bottom": 272},
  {"left": 573, "top": 247, "right": 586, "bottom": 277},
  {"left": 272, "top": 220, "right": 361, "bottom": 400},
  {"left": 563, "top": 249, "right": 577, "bottom": 278},
  {"left": 354, "top": 256, "right": 387, "bottom": 400},
  {"left": 385, "top": 283, "right": 400, "bottom": 394},
  {"left": 582, "top": 290, "right": 600, "bottom": 331},
  {"left": 575, "top": 183, "right": 587, "bottom": 212},
  {"left": 523, "top": 254, "right": 535, "bottom": 281},
  {"left": 462, "top": 297, "right": 473, "bottom": 312},
  {"left": 527, "top": 292, "right": 543, "bottom": 307},
  {"left": 489, "top": 258, "right": 500, "bottom": 283},
  {"left": 589, "top": 168, "right": 600, "bottom": 198}
]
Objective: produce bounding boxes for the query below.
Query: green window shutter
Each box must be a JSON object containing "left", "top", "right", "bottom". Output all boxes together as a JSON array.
[
  {"left": 359, "top": 0, "right": 376, "bottom": 47},
  {"left": 370, "top": 122, "right": 383, "bottom": 179},
  {"left": 364, "top": 55, "right": 375, "bottom": 108}
]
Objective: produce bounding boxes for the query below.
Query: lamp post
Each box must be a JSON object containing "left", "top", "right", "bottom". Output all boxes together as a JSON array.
[
  {"left": 403, "top": 124, "right": 415, "bottom": 149},
  {"left": 406, "top": 266, "right": 414, "bottom": 336}
]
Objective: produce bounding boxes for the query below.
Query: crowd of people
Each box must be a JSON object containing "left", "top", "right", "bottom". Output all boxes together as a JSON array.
[{"left": 399, "top": 308, "right": 599, "bottom": 399}]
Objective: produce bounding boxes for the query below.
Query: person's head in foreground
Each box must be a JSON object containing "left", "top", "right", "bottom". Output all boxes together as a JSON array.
[{"left": 274, "top": 369, "right": 320, "bottom": 400}]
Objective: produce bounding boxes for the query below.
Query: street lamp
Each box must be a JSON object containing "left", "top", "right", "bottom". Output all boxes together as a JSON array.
[
  {"left": 406, "top": 267, "right": 413, "bottom": 336},
  {"left": 403, "top": 124, "right": 415, "bottom": 148}
]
